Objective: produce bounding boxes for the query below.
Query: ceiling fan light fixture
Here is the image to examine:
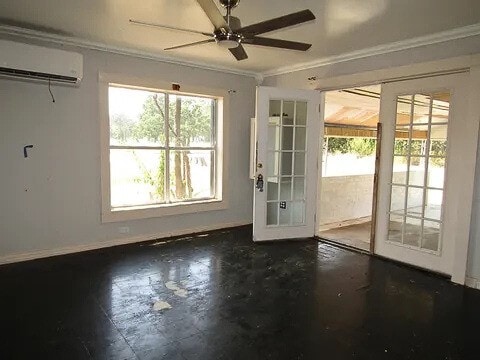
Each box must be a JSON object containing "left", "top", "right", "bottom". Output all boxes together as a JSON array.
[
  {"left": 214, "top": 32, "right": 242, "bottom": 49},
  {"left": 218, "top": 39, "right": 240, "bottom": 49}
]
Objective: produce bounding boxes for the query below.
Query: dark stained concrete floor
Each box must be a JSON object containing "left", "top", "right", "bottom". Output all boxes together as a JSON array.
[{"left": 1, "top": 225, "right": 479, "bottom": 359}]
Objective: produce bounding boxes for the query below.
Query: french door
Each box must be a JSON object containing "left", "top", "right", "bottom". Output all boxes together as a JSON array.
[
  {"left": 253, "top": 86, "right": 322, "bottom": 241},
  {"left": 375, "top": 73, "right": 472, "bottom": 277}
]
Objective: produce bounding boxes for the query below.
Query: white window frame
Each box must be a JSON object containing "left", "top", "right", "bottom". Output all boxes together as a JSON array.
[{"left": 99, "top": 73, "right": 229, "bottom": 223}]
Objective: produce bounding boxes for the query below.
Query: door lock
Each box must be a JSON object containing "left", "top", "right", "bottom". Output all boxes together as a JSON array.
[{"left": 256, "top": 174, "right": 264, "bottom": 192}]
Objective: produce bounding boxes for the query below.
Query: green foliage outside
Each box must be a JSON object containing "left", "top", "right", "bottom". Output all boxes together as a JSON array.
[
  {"left": 110, "top": 93, "right": 212, "bottom": 201},
  {"left": 326, "top": 137, "right": 376, "bottom": 157},
  {"left": 325, "top": 136, "right": 446, "bottom": 166}
]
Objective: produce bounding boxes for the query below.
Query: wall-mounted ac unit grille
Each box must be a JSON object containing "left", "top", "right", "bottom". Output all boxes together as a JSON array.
[{"left": 0, "top": 40, "right": 83, "bottom": 85}]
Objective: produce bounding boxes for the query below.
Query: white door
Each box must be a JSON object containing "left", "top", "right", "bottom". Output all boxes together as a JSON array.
[
  {"left": 253, "top": 86, "right": 322, "bottom": 242},
  {"left": 375, "top": 74, "right": 472, "bottom": 277}
]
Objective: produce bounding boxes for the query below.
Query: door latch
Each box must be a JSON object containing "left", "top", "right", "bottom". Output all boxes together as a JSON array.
[{"left": 256, "top": 174, "right": 264, "bottom": 192}]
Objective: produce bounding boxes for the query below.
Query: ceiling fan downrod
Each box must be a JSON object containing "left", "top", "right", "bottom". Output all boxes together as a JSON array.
[{"left": 219, "top": 0, "right": 240, "bottom": 27}]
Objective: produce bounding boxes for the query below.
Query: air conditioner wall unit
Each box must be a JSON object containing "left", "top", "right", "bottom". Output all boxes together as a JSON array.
[{"left": 0, "top": 39, "right": 83, "bottom": 85}]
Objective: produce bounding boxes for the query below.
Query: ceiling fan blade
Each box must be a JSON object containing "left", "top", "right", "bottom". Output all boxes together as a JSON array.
[
  {"left": 238, "top": 9, "right": 315, "bottom": 36},
  {"left": 196, "top": 0, "right": 230, "bottom": 30},
  {"left": 129, "top": 19, "right": 213, "bottom": 37},
  {"left": 164, "top": 39, "right": 215, "bottom": 51},
  {"left": 229, "top": 44, "right": 248, "bottom": 61},
  {"left": 243, "top": 36, "right": 312, "bottom": 51}
]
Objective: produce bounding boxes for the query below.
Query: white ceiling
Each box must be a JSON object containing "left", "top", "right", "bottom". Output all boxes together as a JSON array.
[{"left": 0, "top": 0, "right": 479, "bottom": 75}]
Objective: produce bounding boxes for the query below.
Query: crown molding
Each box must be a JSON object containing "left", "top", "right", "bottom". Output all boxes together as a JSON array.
[
  {"left": 0, "top": 24, "right": 259, "bottom": 79},
  {"left": 262, "top": 23, "right": 480, "bottom": 78},
  {"left": 2, "top": 22, "right": 480, "bottom": 81}
]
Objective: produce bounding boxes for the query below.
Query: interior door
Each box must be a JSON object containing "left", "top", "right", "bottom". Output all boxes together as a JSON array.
[
  {"left": 375, "top": 74, "right": 471, "bottom": 276},
  {"left": 253, "top": 86, "right": 322, "bottom": 242}
]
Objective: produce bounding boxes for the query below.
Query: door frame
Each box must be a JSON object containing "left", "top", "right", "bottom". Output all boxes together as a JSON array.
[{"left": 315, "top": 90, "right": 381, "bottom": 254}]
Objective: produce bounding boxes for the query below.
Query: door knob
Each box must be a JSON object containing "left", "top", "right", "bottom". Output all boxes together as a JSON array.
[{"left": 256, "top": 174, "right": 264, "bottom": 192}]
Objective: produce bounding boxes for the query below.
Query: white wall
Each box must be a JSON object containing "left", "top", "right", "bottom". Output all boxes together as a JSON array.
[{"left": 0, "top": 38, "right": 256, "bottom": 262}]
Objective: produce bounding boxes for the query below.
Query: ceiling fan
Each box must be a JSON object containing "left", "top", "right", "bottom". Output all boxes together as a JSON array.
[{"left": 129, "top": 0, "right": 315, "bottom": 61}]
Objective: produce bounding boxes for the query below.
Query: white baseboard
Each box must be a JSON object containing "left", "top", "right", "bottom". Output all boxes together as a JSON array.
[
  {"left": 0, "top": 221, "right": 252, "bottom": 265},
  {"left": 465, "top": 277, "right": 480, "bottom": 290}
]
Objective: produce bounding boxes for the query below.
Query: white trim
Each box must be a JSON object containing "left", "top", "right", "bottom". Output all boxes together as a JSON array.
[
  {"left": 99, "top": 73, "right": 229, "bottom": 222},
  {"left": 263, "top": 23, "right": 480, "bottom": 77},
  {"left": 0, "top": 25, "right": 258, "bottom": 79},
  {"left": 2, "top": 23, "right": 480, "bottom": 80},
  {"left": 465, "top": 277, "right": 480, "bottom": 290},
  {"left": 0, "top": 221, "right": 251, "bottom": 265}
]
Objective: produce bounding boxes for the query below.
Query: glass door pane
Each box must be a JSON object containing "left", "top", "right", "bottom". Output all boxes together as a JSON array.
[
  {"left": 266, "top": 99, "right": 308, "bottom": 227},
  {"left": 387, "top": 93, "right": 450, "bottom": 253}
]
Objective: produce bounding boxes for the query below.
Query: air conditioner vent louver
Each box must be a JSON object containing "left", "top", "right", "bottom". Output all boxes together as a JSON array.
[
  {"left": 0, "top": 67, "right": 78, "bottom": 83},
  {"left": 0, "top": 40, "right": 83, "bottom": 85}
]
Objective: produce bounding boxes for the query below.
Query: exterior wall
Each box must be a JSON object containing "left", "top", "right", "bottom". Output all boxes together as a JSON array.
[
  {"left": 0, "top": 36, "right": 256, "bottom": 262},
  {"left": 319, "top": 172, "right": 423, "bottom": 227}
]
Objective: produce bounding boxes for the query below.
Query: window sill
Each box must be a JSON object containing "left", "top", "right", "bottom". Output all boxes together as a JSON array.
[{"left": 101, "top": 198, "right": 227, "bottom": 223}]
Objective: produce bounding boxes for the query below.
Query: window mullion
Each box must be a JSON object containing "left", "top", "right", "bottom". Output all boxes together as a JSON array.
[{"left": 165, "top": 92, "right": 170, "bottom": 204}]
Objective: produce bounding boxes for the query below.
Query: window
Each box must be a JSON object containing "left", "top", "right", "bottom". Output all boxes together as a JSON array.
[{"left": 102, "top": 81, "right": 225, "bottom": 221}]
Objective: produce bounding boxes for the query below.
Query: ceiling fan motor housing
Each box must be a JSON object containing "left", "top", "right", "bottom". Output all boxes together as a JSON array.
[{"left": 219, "top": 0, "right": 240, "bottom": 9}]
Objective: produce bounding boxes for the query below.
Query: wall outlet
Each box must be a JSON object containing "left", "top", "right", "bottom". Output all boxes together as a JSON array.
[{"left": 118, "top": 226, "right": 130, "bottom": 234}]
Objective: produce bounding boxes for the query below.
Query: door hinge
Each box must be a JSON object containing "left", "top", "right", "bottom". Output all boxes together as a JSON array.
[
  {"left": 314, "top": 213, "right": 317, "bottom": 222},
  {"left": 318, "top": 104, "right": 321, "bottom": 113}
]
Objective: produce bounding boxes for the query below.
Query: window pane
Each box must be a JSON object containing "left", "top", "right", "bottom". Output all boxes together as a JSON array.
[
  {"left": 281, "top": 152, "right": 293, "bottom": 175},
  {"left": 282, "top": 101, "right": 295, "bottom": 126},
  {"left": 109, "top": 86, "right": 166, "bottom": 147},
  {"left": 169, "top": 150, "right": 213, "bottom": 201},
  {"left": 408, "top": 157, "right": 425, "bottom": 187},
  {"left": 296, "top": 102, "right": 307, "bottom": 125},
  {"left": 395, "top": 95, "right": 412, "bottom": 126},
  {"left": 412, "top": 94, "right": 431, "bottom": 124},
  {"left": 110, "top": 149, "right": 165, "bottom": 208},
  {"left": 168, "top": 94, "right": 213, "bottom": 147},
  {"left": 406, "top": 187, "right": 423, "bottom": 217},
  {"left": 295, "top": 127, "right": 306, "bottom": 150},
  {"left": 427, "top": 156, "right": 445, "bottom": 188},
  {"left": 294, "top": 152, "right": 306, "bottom": 175},
  {"left": 388, "top": 213, "right": 403, "bottom": 244},
  {"left": 390, "top": 185, "right": 406, "bottom": 213},
  {"left": 268, "top": 125, "right": 280, "bottom": 151},
  {"left": 392, "top": 156, "right": 408, "bottom": 184},
  {"left": 268, "top": 151, "right": 280, "bottom": 177},
  {"left": 404, "top": 216, "right": 422, "bottom": 248},
  {"left": 432, "top": 92, "right": 450, "bottom": 124},
  {"left": 280, "top": 177, "right": 292, "bottom": 201},
  {"left": 425, "top": 189, "right": 443, "bottom": 221},
  {"left": 409, "top": 139, "right": 425, "bottom": 156},
  {"left": 281, "top": 127, "right": 294, "bottom": 150},
  {"left": 267, "top": 203, "right": 278, "bottom": 225},
  {"left": 267, "top": 179, "right": 279, "bottom": 201},
  {"left": 422, "top": 220, "right": 441, "bottom": 251},
  {"left": 293, "top": 177, "right": 305, "bottom": 200},
  {"left": 394, "top": 138, "right": 409, "bottom": 156},
  {"left": 269, "top": 100, "right": 281, "bottom": 117},
  {"left": 279, "top": 204, "right": 291, "bottom": 225},
  {"left": 291, "top": 201, "right": 305, "bottom": 224}
]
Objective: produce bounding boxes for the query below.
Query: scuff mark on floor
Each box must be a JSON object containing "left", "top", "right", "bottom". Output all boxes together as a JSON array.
[
  {"left": 165, "top": 281, "right": 188, "bottom": 297},
  {"left": 151, "top": 241, "right": 167, "bottom": 246},
  {"left": 153, "top": 300, "right": 172, "bottom": 311}
]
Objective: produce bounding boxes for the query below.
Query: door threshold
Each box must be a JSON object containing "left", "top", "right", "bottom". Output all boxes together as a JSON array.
[{"left": 315, "top": 236, "right": 371, "bottom": 255}]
